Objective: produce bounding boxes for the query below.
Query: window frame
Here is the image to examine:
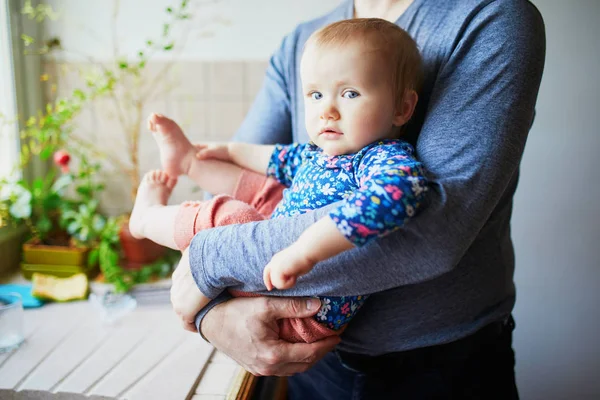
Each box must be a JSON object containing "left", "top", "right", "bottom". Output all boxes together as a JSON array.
[{"left": 0, "top": 0, "right": 45, "bottom": 273}]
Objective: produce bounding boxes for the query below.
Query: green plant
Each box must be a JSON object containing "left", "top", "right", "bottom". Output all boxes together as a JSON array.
[
  {"left": 1, "top": 148, "right": 177, "bottom": 293},
  {"left": 18, "top": 0, "right": 195, "bottom": 201},
  {"left": 0, "top": 169, "right": 72, "bottom": 244},
  {"left": 0, "top": 1, "right": 207, "bottom": 291}
]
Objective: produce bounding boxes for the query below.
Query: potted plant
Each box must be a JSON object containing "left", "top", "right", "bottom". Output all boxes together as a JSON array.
[
  {"left": 17, "top": 0, "right": 198, "bottom": 266},
  {"left": 0, "top": 148, "right": 176, "bottom": 293}
]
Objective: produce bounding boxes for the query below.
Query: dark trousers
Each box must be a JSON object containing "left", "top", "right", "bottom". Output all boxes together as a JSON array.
[{"left": 288, "top": 316, "right": 518, "bottom": 400}]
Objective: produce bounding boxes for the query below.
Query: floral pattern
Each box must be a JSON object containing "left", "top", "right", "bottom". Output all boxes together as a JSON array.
[{"left": 266, "top": 139, "right": 428, "bottom": 330}]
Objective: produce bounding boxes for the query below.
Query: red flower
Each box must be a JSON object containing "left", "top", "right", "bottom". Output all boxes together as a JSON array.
[{"left": 53, "top": 150, "right": 71, "bottom": 173}]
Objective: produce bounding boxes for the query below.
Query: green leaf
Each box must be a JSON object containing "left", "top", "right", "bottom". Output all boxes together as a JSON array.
[
  {"left": 37, "top": 215, "right": 52, "bottom": 233},
  {"left": 166, "top": 7, "right": 173, "bottom": 13},
  {"left": 67, "top": 221, "right": 79, "bottom": 234},
  {"left": 52, "top": 174, "right": 74, "bottom": 193},
  {"left": 40, "top": 146, "right": 53, "bottom": 160},
  {"left": 21, "top": 34, "right": 35, "bottom": 47},
  {"left": 88, "top": 249, "right": 99, "bottom": 267},
  {"left": 119, "top": 61, "right": 128, "bottom": 69},
  {"left": 92, "top": 215, "right": 106, "bottom": 232},
  {"left": 163, "top": 43, "right": 174, "bottom": 51},
  {"left": 43, "top": 193, "right": 61, "bottom": 210}
]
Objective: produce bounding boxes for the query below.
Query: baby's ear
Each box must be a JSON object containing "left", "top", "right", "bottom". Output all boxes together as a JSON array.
[{"left": 393, "top": 90, "right": 418, "bottom": 126}]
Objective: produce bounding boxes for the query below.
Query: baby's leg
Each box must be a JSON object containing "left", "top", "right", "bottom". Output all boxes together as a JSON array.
[
  {"left": 173, "top": 194, "right": 267, "bottom": 250},
  {"left": 147, "top": 113, "right": 244, "bottom": 196},
  {"left": 129, "top": 170, "right": 180, "bottom": 249}
]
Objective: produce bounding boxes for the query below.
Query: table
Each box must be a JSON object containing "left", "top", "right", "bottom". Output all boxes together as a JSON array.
[{"left": 0, "top": 300, "right": 256, "bottom": 400}]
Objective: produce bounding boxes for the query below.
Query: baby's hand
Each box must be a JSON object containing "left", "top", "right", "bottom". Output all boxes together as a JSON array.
[
  {"left": 263, "top": 245, "right": 316, "bottom": 291},
  {"left": 194, "top": 143, "right": 231, "bottom": 162}
]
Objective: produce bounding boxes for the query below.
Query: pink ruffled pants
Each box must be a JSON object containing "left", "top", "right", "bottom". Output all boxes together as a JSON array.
[{"left": 173, "top": 169, "right": 340, "bottom": 343}]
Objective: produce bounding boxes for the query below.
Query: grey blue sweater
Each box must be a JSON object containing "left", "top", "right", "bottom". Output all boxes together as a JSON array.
[{"left": 190, "top": 0, "right": 546, "bottom": 355}]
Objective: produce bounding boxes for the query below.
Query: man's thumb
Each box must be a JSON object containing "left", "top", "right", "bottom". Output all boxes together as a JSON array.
[{"left": 267, "top": 297, "right": 321, "bottom": 318}]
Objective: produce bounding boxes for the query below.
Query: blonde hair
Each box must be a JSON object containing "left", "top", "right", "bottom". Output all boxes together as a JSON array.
[{"left": 306, "top": 18, "right": 423, "bottom": 108}]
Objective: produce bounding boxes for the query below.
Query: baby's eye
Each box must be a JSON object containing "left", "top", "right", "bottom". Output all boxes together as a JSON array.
[
  {"left": 310, "top": 91, "right": 323, "bottom": 100},
  {"left": 343, "top": 90, "right": 359, "bottom": 99}
]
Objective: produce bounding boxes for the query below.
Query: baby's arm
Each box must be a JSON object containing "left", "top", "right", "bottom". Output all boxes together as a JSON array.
[
  {"left": 263, "top": 216, "right": 354, "bottom": 290},
  {"left": 196, "top": 143, "right": 275, "bottom": 176}
]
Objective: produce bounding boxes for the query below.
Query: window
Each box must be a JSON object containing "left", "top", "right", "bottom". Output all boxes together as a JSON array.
[{"left": 0, "top": 1, "right": 20, "bottom": 180}]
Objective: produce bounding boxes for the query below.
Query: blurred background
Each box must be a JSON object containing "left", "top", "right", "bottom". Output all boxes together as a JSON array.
[{"left": 1, "top": 1, "right": 598, "bottom": 398}]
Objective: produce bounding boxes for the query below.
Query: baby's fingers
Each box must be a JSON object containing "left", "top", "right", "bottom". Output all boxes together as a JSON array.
[
  {"left": 271, "top": 271, "right": 297, "bottom": 290},
  {"left": 192, "top": 143, "right": 208, "bottom": 152},
  {"left": 263, "top": 266, "right": 274, "bottom": 291}
]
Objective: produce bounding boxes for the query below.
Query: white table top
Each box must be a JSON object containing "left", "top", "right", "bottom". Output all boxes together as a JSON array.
[{"left": 0, "top": 300, "right": 246, "bottom": 400}]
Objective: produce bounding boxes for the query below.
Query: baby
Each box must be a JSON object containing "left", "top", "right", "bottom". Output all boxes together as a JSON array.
[{"left": 130, "top": 18, "right": 428, "bottom": 343}]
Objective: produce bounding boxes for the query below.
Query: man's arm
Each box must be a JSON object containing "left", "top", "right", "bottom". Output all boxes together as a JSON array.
[
  {"left": 191, "top": 29, "right": 298, "bottom": 328},
  {"left": 189, "top": 3, "right": 546, "bottom": 299}
]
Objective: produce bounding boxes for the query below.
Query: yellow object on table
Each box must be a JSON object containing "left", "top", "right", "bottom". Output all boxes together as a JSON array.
[{"left": 31, "top": 272, "right": 88, "bottom": 301}]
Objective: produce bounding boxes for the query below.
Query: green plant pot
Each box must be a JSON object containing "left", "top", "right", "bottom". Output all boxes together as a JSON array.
[
  {"left": 20, "top": 262, "right": 98, "bottom": 280},
  {"left": 0, "top": 225, "right": 28, "bottom": 275},
  {"left": 22, "top": 238, "right": 89, "bottom": 266}
]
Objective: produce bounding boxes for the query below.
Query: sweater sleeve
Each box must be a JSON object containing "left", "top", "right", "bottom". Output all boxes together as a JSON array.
[{"left": 189, "top": 2, "right": 546, "bottom": 299}]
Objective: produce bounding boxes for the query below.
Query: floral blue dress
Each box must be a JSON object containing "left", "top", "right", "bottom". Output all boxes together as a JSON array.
[{"left": 266, "top": 139, "right": 428, "bottom": 330}]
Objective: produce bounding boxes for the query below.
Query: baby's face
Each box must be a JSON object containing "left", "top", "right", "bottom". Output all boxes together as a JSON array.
[{"left": 300, "top": 41, "right": 399, "bottom": 156}]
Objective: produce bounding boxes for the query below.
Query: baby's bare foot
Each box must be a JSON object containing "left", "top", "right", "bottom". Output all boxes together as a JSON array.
[
  {"left": 129, "top": 170, "right": 177, "bottom": 239},
  {"left": 147, "top": 113, "right": 195, "bottom": 177}
]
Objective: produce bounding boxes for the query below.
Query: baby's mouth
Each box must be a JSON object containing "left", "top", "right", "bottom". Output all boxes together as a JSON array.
[{"left": 320, "top": 128, "right": 343, "bottom": 135}]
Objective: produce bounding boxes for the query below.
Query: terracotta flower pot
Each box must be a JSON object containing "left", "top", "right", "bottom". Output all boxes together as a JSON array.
[{"left": 118, "top": 219, "right": 166, "bottom": 269}]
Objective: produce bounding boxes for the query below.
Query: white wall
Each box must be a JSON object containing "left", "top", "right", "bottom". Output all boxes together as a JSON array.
[
  {"left": 513, "top": 1, "right": 600, "bottom": 399},
  {"left": 43, "top": 0, "right": 600, "bottom": 398},
  {"left": 45, "top": 0, "right": 340, "bottom": 61}
]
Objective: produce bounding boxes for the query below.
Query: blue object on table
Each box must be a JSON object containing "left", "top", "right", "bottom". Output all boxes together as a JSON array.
[{"left": 0, "top": 284, "right": 45, "bottom": 308}]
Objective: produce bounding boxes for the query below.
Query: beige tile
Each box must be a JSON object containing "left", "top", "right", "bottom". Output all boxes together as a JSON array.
[
  {"left": 194, "top": 364, "right": 239, "bottom": 395},
  {"left": 137, "top": 62, "right": 171, "bottom": 102},
  {"left": 207, "top": 62, "right": 244, "bottom": 99},
  {"left": 54, "top": 62, "right": 87, "bottom": 98},
  {"left": 168, "top": 100, "right": 209, "bottom": 142},
  {"left": 207, "top": 101, "right": 245, "bottom": 141},
  {"left": 99, "top": 173, "right": 134, "bottom": 216},
  {"left": 243, "top": 60, "right": 268, "bottom": 101},
  {"left": 167, "top": 62, "right": 207, "bottom": 100}
]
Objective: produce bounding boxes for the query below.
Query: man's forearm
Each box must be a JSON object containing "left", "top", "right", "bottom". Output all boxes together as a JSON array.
[{"left": 188, "top": 198, "right": 454, "bottom": 299}]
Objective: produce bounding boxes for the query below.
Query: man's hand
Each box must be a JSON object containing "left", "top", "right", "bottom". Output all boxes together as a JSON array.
[
  {"left": 263, "top": 245, "right": 316, "bottom": 291},
  {"left": 201, "top": 296, "right": 340, "bottom": 376},
  {"left": 171, "top": 247, "right": 211, "bottom": 332}
]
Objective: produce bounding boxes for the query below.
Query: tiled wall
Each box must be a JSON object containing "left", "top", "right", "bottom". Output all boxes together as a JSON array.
[{"left": 45, "top": 61, "right": 268, "bottom": 215}]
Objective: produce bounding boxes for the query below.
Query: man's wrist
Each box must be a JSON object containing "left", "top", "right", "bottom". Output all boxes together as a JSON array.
[{"left": 195, "top": 294, "right": 230, "bottom": 342}]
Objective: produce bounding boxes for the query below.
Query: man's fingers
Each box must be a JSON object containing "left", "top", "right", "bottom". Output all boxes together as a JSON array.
[
  {"left": 264, "top": 297, "right": 321, "bottom": 319},
  {"left": 255, "top": 362, "right": 315, "bottom": 377},
  {"left": 283, "top": 336, "right": 341, "bottom": 365}
]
